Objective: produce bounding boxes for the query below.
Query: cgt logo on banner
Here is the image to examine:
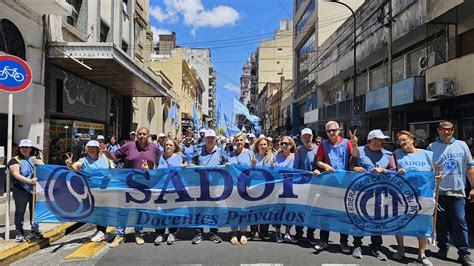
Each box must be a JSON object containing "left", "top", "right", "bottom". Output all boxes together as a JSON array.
[{"left": 35, "top": 165, "right": 435, "bottom": 238}]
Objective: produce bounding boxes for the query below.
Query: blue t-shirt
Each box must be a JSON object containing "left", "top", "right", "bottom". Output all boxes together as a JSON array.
[
  {"left": 275, "top": 153, "right": 295, "bottom": 168},
  {"left": 255, "top": 153, "right": 275, "bottom": 167},
  {"left": 193, "top": 145, "right": 227, "bottom": 166},
  {"left": 182, "top": 144, "right": 196, "bottom": 163},
  {"left": 357, "top": 145, "right": 395, "bottom": 172},
  {"left": 227, "top": 149, "right": 254, "bottom": 166},
  {"left": 82, "top": 155, "right": 110, "bottom": 170},
  {"left": 294, "top": 144, "right": 317, "bottom": 171},
  {"left": 394, "top": 149, "right": 433, "bottom": 172},
  {"left": 157, "top": 154, "right": 183, "bottom": 168},
  {"left": 428, "top": 137, "right": 473, "bottom": 192},
  {"left": 107, "top": 144, "right": 120, "bottom": 153}
]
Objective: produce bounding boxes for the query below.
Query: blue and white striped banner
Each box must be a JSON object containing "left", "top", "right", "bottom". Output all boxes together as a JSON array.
[{"left": 34, "top": 165, "right": 435, "bottom": 237}]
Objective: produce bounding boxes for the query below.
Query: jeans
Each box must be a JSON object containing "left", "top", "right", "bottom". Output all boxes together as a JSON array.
[
  {"left": 12, "top": 186, "right": 38, "bottom": 234},
  {"left": 436, "top": 195, "right": 471, "bottom": 257},
  {"left": 353, "top": 235, "right": 382, "bottom": 248},
  {"left": 320, "top": 230, "right": 348, "bottom": 244},
  {"left": 295, "top": 226, "right": 315, "bottom": 239},
  {"left": 116, "top": 227, "right": 143, "bottom": 237}
]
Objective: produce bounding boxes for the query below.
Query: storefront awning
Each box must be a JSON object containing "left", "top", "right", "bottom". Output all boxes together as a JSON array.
[{"left": 48, "top": 42, "right": 169, "bottom": 97}]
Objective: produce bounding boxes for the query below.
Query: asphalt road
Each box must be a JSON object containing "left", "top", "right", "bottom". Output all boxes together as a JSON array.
[{"left": 12, "top": 224, "right": 474, "bottom": 265}]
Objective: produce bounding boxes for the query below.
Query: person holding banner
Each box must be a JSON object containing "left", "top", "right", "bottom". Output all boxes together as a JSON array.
[
  {"left": 293, "top": 128, "right": 318, "bottom": 245},
  {"left": 190, "top": 129, "right": 227, "bottom": 244},
  {"left": 315, "top": 121, "right": 359, "bottom": 254},
  {"left": 226, "top": 132, "right": 253, "bottom": 245},
  {"left": 352, "top": 129, "right": 395, "bottom": 261},
  {"left": 391, "top": 130, "right": 435, "bottom": 265},
  {"left": 101, "top": 127, "right": 161, "bottom": 247},
  {"left": 153, "top": 138, "right": 186, "bottom": 245},
  {"left": 65, "top": 140, "right": 115, "bottom": 242},
  {"left": 250, "top": 136, "right": 275, "bottom": 241},
  {"left": 273, "top": 136, "right": 297, "bottom": 243},
  {"left": 427, "top": 121, "right": 474, "bottom": 266},
  {"left": 7, "top": 139, "right": 44, "bottom": 242}
]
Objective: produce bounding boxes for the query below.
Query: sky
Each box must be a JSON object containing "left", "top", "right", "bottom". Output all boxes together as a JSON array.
[{"left": 149, "top": 0, "right": 293, "bottom": 129}]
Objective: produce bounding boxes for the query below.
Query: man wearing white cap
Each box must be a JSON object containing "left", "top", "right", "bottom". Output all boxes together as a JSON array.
[
  {"left": 351, "top": 129, "right": 395, "bottom": 261},
  {"left": 293, "top": 128, "right": 318, "bottom": 244},
  {"left": 197, "top": 128, "right": 206, "bottom": 150},
  {"left": 97, "top": 135, "right": 105, "bottom": 144},
  {"left": 190, "top": 129, "right": 227, "bottom": 244},
  {"left": 157, "top": 133, "right": 166, "bottom": 152},
  {"left": 129, "top": 131, "right": 136, "bottom": 141}
]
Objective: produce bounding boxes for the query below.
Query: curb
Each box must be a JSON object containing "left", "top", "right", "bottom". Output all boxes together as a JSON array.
[{"left": 0, "top": 222, "right": 83, "bottom": 265}]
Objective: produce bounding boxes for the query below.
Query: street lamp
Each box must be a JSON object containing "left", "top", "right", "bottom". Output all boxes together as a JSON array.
[{"left": 321, "top": 0, "right": 358, "bottom": 129}]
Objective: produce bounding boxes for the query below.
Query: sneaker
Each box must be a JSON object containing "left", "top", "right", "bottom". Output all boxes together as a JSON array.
[
  {"left": 15, "top": 233, "right": 24, "bottom": 243},
  {"left": 110, "top": 236, "right": 124, "bottom": 248},
  {"left": 352, "top": 246, "right": 363, "bottom": 259},
  {"left": 459, "top": 255, "right": 474, "bottom": 266},
  {"left": 291, "top": 234, "right": 303, "bottom": 244},
  {"left": 251, "top": 232, "right": 260, "bottom": 241},
  {"left": 283, "top": 233, "right": 292, "bottom": 242},
  {"left": 240, "top": 235, "right": 248, "bottom": 245},
  {"left": 393, "top": 249, "right": 405, "bottom": 260},
  {"left": 340, "top": 242, "right": 351, "bottom": 254},
  {"left": 154, "top": 234, "right": 163, "bottom": 245},
  {"left": 263, "top": 232, "right": 271, "bottom": 241},
  {"left": 314, "top": 240, "right": 329, "bottom": 251},
  {"left": 166, "top": 233, "right": 175, "bottom": 245},
  {"left": 275, "top": 233, "right": 283, "bottom": 243},
  {"left": 91, "top": 231, "right": 106, "bottom": 242},
  {"left": 135, "top": 235, "right": 145, "bottom": 245},
  {"left": 418, "top": 255, "right": 433, "bottom": 266},
  {"left": 308, "top": 237, "right": 317, "bottom": 246},
  {"left": 437, "top": 249, "right": 448, "bottom": 260},
  {"left": 231, "top": 236, "right": 238, "bottom": 245},
  {"left": 371, "top": 248, "right": 387, "bottom": 261},
  {"left": 209, "top": 233, "right": 222, "bottom": 243},
  {"left": 29, "top": 230, "right": 43, "bottom": 240},
  {"left": 192, "top": 234, "right": 203, "bottom": 244}
]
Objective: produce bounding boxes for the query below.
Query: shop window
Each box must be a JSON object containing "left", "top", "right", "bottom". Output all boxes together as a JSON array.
[
  {"left": 100, "top": 21, "right": 109, "bottom": 42},
  {"left": 66, "top": 0, "right": 82, "bottom": 28},
  {"left": 56, "top": 78, "right": 64, "bottom": 113},
  {"left": 0, "top": 19, "right": 26, "bottom": 60}
]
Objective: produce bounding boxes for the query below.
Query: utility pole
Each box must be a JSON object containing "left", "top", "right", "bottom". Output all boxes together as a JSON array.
[{"left": 387, "top": 0, "right": 393, "bottom": 138}]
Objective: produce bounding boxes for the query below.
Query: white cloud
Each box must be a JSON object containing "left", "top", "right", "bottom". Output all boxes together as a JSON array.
[
  {"left": 151, "top": 0, "right": 240, "bottom": 36},
  {"left": 151, "top": 26, "right": 172, "bottom": 43},
  {"left": 224, "top": 83, "right": 240, "bottom": 94}
]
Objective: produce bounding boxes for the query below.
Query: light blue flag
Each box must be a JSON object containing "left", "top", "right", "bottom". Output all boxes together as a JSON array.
[
  {"left": 216, "top": 102, "right": 222, "bottom": 128},
  {"left": 224, "top": 113, "right": 241, "bottom": 138},
  {"left": 233, "top": 98, "right": 260, "bottom": 126},
  {"left": 193, "top": 103, "right": 200, "bottom": 131},
  {"left": 35, "top": 165, "right": 435, "bottom": 237}
]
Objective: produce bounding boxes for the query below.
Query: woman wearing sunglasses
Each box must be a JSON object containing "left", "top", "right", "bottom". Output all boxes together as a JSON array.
[
  {"left": 250, "top": 137, "right": 275, "bottom": 240},
  {"left": 273, "top": 136, "right": 297, "bottom": 243},
  {"left": 226, "top": 132, "right": 254, "bottom": 245},
  {"left": 393, "top": 130, "right": 439, "bottom": 265}
]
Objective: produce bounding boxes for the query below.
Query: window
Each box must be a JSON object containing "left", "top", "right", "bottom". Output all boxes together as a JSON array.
[
  {"left": 100, "top": 21, "right": 109, "bottom": 42},
  {"left": 297, "top": 32, "right": 316, "bottom": 96},
  {"left": 56, "top": 79, "right": 64, "bottom": 113},
  {"left": 296, "top": 0, "right": 315, "bottom": 35},
  {"left": 0, "top": 19, "right": 26, "bottom": 60},
  {"left": 66, "top": 0, "right": 82, "bottom": 28},
  {"left": 121, "top": 41, "right": 128, "bottom": 53}
]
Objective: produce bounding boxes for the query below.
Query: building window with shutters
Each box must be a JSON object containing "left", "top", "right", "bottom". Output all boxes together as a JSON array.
[{"left": 0, "top": 19, "right": 26, "bottom": 60}]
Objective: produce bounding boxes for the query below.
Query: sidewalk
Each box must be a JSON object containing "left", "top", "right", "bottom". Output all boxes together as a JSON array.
[{"left": 0, "top": 194, "right": 81, "bottom": 264}]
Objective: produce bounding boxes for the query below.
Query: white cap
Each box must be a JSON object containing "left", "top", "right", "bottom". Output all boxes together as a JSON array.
[
  {"left": 267, "top": 137, "right": 273, "bottom": 142},
  {"left": 367, "top": 129, "right": 390, "bottom": 140},
  {"left": 244, "top": 139, "right": 250, "bottom": 144},
  {"left": 19, "top": 139, "right": 33, "bottom": 147},
  {"left": 259, "top": 134, "right": 265, "bottom": 138},
  {"left": 158, "top": 133, "right": 166, "bottom": 138},
  {"left": 86, "top": 140, "right": 100, "bottom": 147},
  {"left": 248, "top": 133, "right": 256, "bottom": 138},
  {"left": 301, "top": 128, "right": 313, "bottom": 136},
  {"left": 199, "top": 129, "right": 206, "bottom": 134},
  {"left": 97, "top": 135, "right": 105, "bottom": 140},
  {"left": 129, "top": 131, "right": 136, "bottom": 135},
  {"left": 204, "top": 129, "right": 217, "bottom": 138}
]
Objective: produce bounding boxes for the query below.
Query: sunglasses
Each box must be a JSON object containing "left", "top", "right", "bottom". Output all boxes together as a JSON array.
[
  {"left": 326, "top": 129, "right": 338, "bottom": 133},
  {"left": 280, "top": 142, "right": 290, "bottom": 146},
  {"left": 438, "top": 127, "right": 454, "bottom": 133}
]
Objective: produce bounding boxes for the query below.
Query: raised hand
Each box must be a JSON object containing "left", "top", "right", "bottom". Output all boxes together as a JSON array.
[
  {"left": 141, "top": 159, "right": 149, "bottom": 170},
  {"left": 398, "top": 168, "right": 406, "bottom": 174},
  {"left": 349, "top": 129, "right": 358, "bottom": 147},
  {"left": 99, "top": 143, "right": 107, "bottom": 154},
  {"left": 65, "top": 153, "right": 73, "bottom": 167},
  {"left": 251, "top": 154, "right": 257, "bottom": 166}
]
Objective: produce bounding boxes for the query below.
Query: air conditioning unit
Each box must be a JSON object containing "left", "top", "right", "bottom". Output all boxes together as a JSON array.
[
  {"left": 335, "top": 91, "right": 346, "bottom": 102},
  {"left": 428, "top": 79, "right": 454, "bottom": 98},
  {"left": 418, "top": 56, "right": 428, "bottom": 76}
]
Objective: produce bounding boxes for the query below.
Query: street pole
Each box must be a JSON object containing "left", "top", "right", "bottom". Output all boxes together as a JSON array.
[
  {"left": 5, "top": 93, "right": 12, "bottom": 240},
  {"left": 64, "top": 125, "right": 69, "bottom": 153},
  {"left": 387, "top": 0, "right": 393, "bottom": 138}
]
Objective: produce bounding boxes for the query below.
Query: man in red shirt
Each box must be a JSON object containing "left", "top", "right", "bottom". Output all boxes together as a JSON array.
[{"left": 314, "top": 121, "right": 359, "bottom": 254}]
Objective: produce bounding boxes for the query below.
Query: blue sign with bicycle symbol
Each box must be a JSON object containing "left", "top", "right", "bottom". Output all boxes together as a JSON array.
[{"left": 0, "top": 55, "right": 32, "bottom": 93}]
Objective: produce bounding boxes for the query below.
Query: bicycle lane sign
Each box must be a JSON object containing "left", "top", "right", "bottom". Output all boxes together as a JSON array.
[{"left": 0, "top": 55, "right": 32, "bottom": 93}]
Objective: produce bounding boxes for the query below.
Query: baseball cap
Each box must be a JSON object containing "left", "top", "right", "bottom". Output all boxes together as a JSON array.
[
  {"left": 19, "top": 139, "right": 33, "bottom": 147},
  {"left": 129, "top": 131, "right": 136, "bottom": 135},
  {"left": 301, "top": 128, "right": 313, "bottom": 136},
  {"left": 367, "top": 129, "right": 390, "bottom": 140},
  {"left": 204, "top": 129, "right": 217, "bottom": 138},
  {"left": 199, "top": 128, "right": 206, "bottom": 134},
  {"left": 248, "top": 133, "right": 256, "bottom": 138},
  {"left": 158, "top": 133, "right": 166, "bottom": 138},
  {"left": 259, "top": 134, "right": 265, "bottom": 138},
  {"left": 86, "top": 140, "right": 100, "bottom": 147},
  {"left": 97, "top": 135, "right": 105, "bottom": 140}
]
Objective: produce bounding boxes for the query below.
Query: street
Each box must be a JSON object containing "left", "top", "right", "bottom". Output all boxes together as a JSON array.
[{"left": 12, "top": 224, "right": 474, "bottom": 265}]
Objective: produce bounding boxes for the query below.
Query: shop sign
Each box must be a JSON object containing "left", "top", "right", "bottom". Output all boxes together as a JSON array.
[
  {"left": 73, "top": 121, "right": 105, "bottom": 130},
  {"left": 365, "top": 77, "right": 422, "bottom": 112},
  {"left": 304, "top": 109, "right": 319, "bottom": 124}
]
